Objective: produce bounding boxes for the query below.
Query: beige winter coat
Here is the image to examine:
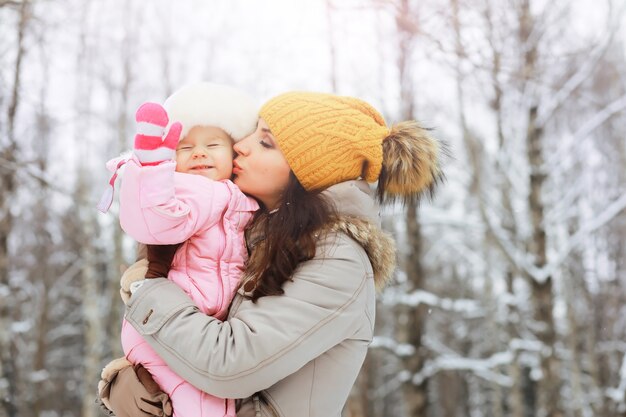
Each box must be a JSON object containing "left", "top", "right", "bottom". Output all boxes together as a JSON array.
[{"left": 122, "top": 180, "right": 396, "bottom": 417}]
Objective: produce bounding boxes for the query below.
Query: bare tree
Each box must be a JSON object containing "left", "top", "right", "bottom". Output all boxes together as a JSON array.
[
  {"left": 402, "top": 0, "right": 626, "bottom": 416},
  {"left": 0, "top": 2, "right": 31, "bottom": 417},
  {"left": 325, "top": 0, "right": 339, "bottom": 93},
  {"left": 0, "top": 0, "right": 624, "bottom": 415},
  {"left": 98, "top": 0, "right": 143, "bottom": 360},
  {"left": 390, "top": 1, "right": 432, "bottom": 416},
  {"left": 71, "top": 1, "right": 104, "bottom": 416}
]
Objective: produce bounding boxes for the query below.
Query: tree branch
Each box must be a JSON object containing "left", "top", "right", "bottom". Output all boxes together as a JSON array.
[
  {"left": 0, "top": 156, "right": 72, "bottom": 197},
  {"left": 536, "top": 14, "right": 620, "bottom": 127},
  {"left": 546, "top": 94, "right": 626, "bottom": 171},
  {"left": 381, "top": 288, "right": 485, "bottom": 317},
  {"left": 538, "top": 192, "right": 626, "bottom": 282}
]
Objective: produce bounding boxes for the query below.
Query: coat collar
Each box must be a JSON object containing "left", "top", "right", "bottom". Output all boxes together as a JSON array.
[
  {"left": 321, "top": 180, "right": 396, "bottom": 289},
  {"left": 326, "top": 215, "right": 396, "bottom": 290}
]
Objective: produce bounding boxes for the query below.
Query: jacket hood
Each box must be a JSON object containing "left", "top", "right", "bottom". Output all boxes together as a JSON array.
[
  {"left": 322, "top": 180, "right": 397, "bottom": 290},
  {"left": 322, "top": 180, "right": 380, "bottom": 225}
]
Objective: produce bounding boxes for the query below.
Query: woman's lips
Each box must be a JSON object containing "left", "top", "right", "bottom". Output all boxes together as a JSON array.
[{"left": 232, "top": 160, "right": 243, "bottom": 174}]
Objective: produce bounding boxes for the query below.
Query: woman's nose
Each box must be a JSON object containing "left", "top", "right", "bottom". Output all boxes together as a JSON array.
[{"left": 233, "top": 138, "right": 249, "bottom": 156}]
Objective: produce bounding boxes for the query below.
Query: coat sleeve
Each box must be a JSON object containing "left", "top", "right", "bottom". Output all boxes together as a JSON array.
[
  {"left": 119, "top": 159, "right": 230, "bottom": 244},
  {"left": 124, "top": 233, "right": 374, "bottom": 398}
]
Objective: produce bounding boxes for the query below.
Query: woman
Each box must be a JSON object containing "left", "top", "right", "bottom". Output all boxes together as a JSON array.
[{"left": 98, "top": 91, "right": 443, "bottom": 417}]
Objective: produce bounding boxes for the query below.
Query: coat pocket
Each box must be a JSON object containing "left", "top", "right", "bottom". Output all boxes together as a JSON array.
[{"left": 126, "top": 280, "right": 195, "bottom": 336}]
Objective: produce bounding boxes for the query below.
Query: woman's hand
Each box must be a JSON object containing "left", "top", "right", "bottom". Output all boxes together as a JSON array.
[
  {"left": 98, "top": 357, "right": 172, "bottom": 417},
  {"left": 120, "top": 244, "right": 180, "bottom": 305},
  {"left": 120, "top": 259, "right": 149, "bottom": 305}
]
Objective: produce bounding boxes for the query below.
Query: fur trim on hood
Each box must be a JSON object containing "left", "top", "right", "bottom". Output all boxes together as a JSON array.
[{"left": 328, "top": 215, "right": 396, "bottom": 290}]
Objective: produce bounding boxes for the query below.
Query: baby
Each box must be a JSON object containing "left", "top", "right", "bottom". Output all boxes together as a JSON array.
[{"left": 106, "top": 83, "right": 259, "bottom": 417}]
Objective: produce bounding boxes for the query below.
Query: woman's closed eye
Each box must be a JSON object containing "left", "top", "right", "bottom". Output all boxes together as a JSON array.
[{"left": 260, "top": 139, "right": 272, "bottom": 149}]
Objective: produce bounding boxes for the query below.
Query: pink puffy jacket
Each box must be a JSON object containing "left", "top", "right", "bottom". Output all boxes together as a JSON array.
[
  {"left": 118, "top": 157, "right": 258, "bottom": 319},
  {"left": 116, "top": 157, "right": 258, "bottom": 416}
]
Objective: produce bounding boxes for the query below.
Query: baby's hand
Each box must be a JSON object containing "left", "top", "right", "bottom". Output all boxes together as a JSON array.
[{"left": 133, "top": 102, "right": 182, "bottom": 166}]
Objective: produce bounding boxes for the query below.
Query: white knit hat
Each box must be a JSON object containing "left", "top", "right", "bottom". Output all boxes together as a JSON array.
[{"left": 163, "top": 82, "right": 258, "bottom": 141}]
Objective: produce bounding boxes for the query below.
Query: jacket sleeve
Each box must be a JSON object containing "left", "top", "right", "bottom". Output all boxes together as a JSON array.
[
  {"left": 119, "top": 159, "right": 230, "bottom": 244},
  {"left": 124, "top": 233, "right": 374, "bottom": 398}
]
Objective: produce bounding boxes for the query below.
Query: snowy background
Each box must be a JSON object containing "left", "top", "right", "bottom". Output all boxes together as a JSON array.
[{"left": 1, "top": 0, "right": 625, "bottom": 416}]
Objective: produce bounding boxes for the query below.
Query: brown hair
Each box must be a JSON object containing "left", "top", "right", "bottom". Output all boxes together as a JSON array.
[{"left": 244, "top": 172, "right": 336, "bottom": 302}]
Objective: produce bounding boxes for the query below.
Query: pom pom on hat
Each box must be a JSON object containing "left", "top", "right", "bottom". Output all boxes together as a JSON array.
[
  {"left": 377, "top": 121, "right": 445, "bottom": 205},
  {"left": 164, "top": 82, "right": 258, "bottom": 141}
]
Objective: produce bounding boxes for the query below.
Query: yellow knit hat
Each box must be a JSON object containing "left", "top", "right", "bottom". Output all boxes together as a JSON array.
[{"left": 259, "top": 92, "right": 390, "bottom": 191}]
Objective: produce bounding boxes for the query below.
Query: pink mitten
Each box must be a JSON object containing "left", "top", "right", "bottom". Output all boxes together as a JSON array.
[{"left": 134, "top": 102, "right": 182, "bottom": 166}]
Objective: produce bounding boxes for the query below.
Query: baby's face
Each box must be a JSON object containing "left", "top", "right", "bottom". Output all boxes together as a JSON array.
[{"left": 175, "top": 126, "right": 234, "bottom": 180}]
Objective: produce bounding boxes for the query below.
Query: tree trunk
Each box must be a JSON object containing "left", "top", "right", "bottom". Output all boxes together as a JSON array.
[
  {"left": 398, "top": 200, "right": 429, "bottom": 417},
  {"left": 518, "top": 0, "right": 562, "bottom": 414},
  {"left": 451, "top": 2, "right": 507, "bottom": 415},
  {"left": 31, "top": 216, "right": 52, "bottom": 417},
  {"left": 75, "top": 2, "right": 101, "bottom": 415},
  {"left": 27, "top": 45, "right": 56, "bottom": 417},
  {"left": 106, "top": 8, "right": 136, "bottom": 357},
  {"left": 393, "top": 1, "right": 430, "bottom": 415},
  {"left": 527, "top": 104, "right": 561, "bottom": 417},
  {"left": 80, "top": 206, "right": 102, "bottom": 417},
  {"left": 0, "top": 2, "right": 30, "bottom": 416},
  {"left": 325, "top": 0, "right": 338, "bottom": 92},
  {"left": 481, "top": 2, "right": 526, "bottom": 416}
]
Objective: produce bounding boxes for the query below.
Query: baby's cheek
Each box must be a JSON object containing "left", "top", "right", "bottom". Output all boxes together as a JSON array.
[
  {"left": 174, "top": 155, "right": 186, "bottom": 173},
  {"left": 218, "top": 164, "right": 233, "bottom": 182}
]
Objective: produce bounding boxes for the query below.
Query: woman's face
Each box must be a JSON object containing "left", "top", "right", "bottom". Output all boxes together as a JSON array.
[{"left": 232, "top": 118, "right": 291, "bottom": 210}]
